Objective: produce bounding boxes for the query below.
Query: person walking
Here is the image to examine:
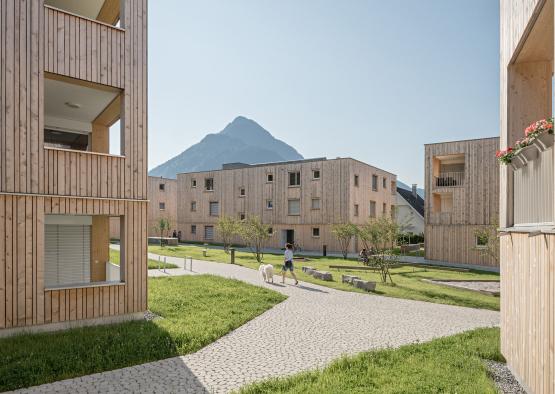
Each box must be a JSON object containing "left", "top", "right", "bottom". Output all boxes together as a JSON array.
[{"left": 282, "top": 243, "right": 298, "bottom": 285}]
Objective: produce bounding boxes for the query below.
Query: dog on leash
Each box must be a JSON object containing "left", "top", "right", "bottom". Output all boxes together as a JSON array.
[{"left": 259, "top": 264, "right": 274, "bottom": 283}]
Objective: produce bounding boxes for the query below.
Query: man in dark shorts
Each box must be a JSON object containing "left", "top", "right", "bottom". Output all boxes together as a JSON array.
[{"left": 282, "top": 243, "right": 299, "bottom": 285}]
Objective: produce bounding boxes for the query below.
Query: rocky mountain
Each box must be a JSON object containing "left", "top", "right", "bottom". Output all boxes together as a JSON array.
[{"left": 149, "top": 116, "right": 304, "bottom": 179}]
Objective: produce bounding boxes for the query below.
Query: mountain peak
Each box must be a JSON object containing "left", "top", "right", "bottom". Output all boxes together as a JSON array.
[{"left": 149, "top": 117, "right": 304, "bottom": 179}]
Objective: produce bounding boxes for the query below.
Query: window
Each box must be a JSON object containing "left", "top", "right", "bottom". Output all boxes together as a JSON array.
[
  {"left": 354, "top": 175, "right": 359, "bottom": 187},
  {"left": 372, "top": 175, "right": 378, "bottom": 191},
  {"left": 159, "top": 183, "right": 165, "bottom": 191},
  {"left": 268, "top": 227, "right": 274, "bottom": 235},
  {"left": 311, "top": 198, "right": 321, "bottom": 210},
  {"left": 354, "top": 204, "right": 359, "bottom": 216},
  {"left": 239, "top": 187, "right": 246, "bottom": 197},
  {"left": 476, "top": 234, "right": 488, "bottom": 249},
  {"left": 369, "top": 201, "right": 376, "bottom": 218},
  {"left": 383, "top": 203, "right": 387, "bottom": 216},
  {"left": 267, "top": 173, "right": 274, "bottom": 182},
  {"left": 267, "top": 200, "right": 273, "bottom": 210},
  {"left": 191, "top": 179, "right": 197, "bottom": 188},
  {"left": 313, "top": 170, "right": 321, "bottom": 180},
  {"left": 205, "top": 178, "right": 214, "bottom": 191},
  {"left": 204, "top": 226, "right": 214, "bottom": 240},
  {"left": 312, "top": 227, "right": 320, "bottom": 237},
  {"left": 383, "top": 177, "right": 387, "bottom": 188},
  {"left": 288, "top": 199, "right": 301, "bottom": 215},
  {"left": 191, "top": 225, "right": 197, "bottom": 234},
  {"left": 190, "top": 201, "right": 197, "bottom": 212},
  {"left": 209, "top": 201, "right": 219, "bottom": 216},
  {"left": 239, "top": 213, "right": 246, "bottom": 220},
  {"left": 159, "top": 202, "right": 165, "bottom": 210},
  {"left": 391, "top": 205, "right": 396, "bottom": 220},
  {"left": 289, "top": 171, "right": 301, "bottom": 186},
  {"left": 391, "top": 181, "right": 396, "bottom": 194}
]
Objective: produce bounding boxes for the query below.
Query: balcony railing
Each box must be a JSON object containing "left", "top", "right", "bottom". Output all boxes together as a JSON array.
[{"left": 434, "top": 172, "right": 464, "bottom": 188}]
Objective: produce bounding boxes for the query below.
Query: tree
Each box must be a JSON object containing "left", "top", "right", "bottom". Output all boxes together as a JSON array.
[
  {"left": 331, "top": 223, "right": 358, "bottom": 259},
  {"left": 473, "top": 220, "right": 499, "bottom": 265},
  {"left": 216, "top": 215, "right": 240, "bottom": 253},
  {"left": 237, "top": 215, "right": 271, "bottom": 262},
  {"left": 358, "top": 217, "right": 400, "bottom": 284},
  {"left": 153, "top": 218, "right": 171, "bottom": 248}
]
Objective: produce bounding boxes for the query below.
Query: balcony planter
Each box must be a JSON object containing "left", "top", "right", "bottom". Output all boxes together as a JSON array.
[
  {"left": 511, "top": 154, "right": 526, "bottom": 170},
  {"left": 519, "top": 145, "right": 538, "bottom": 162},
  {"left": 532, "top": 132, "right": 554, "bottom": 152}
]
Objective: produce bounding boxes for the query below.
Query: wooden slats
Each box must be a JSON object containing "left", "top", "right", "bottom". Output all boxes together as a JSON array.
[{"left": 44, "top": 6, "right": 124, "bottom": 89}]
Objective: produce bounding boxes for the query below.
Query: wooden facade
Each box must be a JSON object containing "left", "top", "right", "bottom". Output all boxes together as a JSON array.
[
  {"left": 177, "top": 158, "right": 397, "bottom": 253},
  {"left": 424, "top": 137, "right": 500, "bottom": 268},
  {"left": 500, "top": 1, "right": 555, "bottom": 393},
  {"left": 0, "top": 0, "right": 148, "bottom": 331}
]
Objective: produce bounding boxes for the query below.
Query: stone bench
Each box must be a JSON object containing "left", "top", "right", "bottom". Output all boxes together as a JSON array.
[
  {"left": 341, "top": 274, "right": 360, "bottom": 284},
  {"left": 352, "top": 279, "right": 376, "bottom": 292},
  {"left": 302, "top": 266, "right": 315, "bottom": 273},
  {"left": 312, "top": 271, "right": 333, "bottom": 281}
]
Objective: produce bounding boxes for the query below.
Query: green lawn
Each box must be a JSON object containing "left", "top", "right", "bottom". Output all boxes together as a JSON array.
[
  {"left": 109, "top": 248, "right": 178, "bottom": 270},
  {"left": 0, "top": 275, "right": 286, "bottom": 392},
  {"left": 149, "top": 244, "right": 500, "bottom": 311},
  {"left": 238, "top": 328, "right": 502, "bottom": 394}
]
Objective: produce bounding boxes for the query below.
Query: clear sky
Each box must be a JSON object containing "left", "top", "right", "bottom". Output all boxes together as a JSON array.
[{"left": 148, "top": 0, "right": 500, "bottom": 186}]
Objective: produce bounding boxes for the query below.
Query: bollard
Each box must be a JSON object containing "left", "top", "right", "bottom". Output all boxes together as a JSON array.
[
  {"left": 230, "top": 247, "right": 235, "bottom": 264},
  {"left": 164, "top": 257, "right": 167, "bottom": 273},
  {"left": 190, "top": 257, "right": 193, "bottom": 271},
  {"left": 158, "top": 255, "right": 161, "bottom": 270},
  {"left": 183, "top": 257, "right": 187, "bottom": 270},
  {"left": 323, "top": 245, "right": 327, "bottom": 257}
]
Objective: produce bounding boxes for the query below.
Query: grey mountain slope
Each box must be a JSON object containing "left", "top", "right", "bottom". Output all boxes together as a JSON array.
[{"left": 149, "top": 116, "right": 303, "bottom": 179}]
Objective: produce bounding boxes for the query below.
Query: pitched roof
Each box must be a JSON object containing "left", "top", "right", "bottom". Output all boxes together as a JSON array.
[{"left": 397, "top": 187, "right": 425, "bottom": 217}]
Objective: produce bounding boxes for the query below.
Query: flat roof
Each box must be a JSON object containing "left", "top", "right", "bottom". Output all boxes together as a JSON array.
[{"left": 424, "top": 136, "right": 499, "bottom": 146}]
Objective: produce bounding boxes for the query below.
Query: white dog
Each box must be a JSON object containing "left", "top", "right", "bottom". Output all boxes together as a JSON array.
[{"left": 259, "top": 264, "right": 274, "bottom": 283}]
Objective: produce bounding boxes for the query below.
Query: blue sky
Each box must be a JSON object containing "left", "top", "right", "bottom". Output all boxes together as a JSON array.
[{"left": 148, "top": 0, "right": 500, "bottom": 186}]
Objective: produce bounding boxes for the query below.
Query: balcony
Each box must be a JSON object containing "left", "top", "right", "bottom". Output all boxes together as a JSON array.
[{"left": 434, "top": 171, "right": 464, "bottom": 188}]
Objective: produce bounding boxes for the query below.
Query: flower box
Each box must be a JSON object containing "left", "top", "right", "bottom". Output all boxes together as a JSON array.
[
  {"left": 511, "top": 154, "right": 526, "bottom": 170},
  {"left": 532, "top": 132, "right": 554, "bottom": 152},
  {"left": 519, "top": 145, "right": 538, "bottom": 162}
]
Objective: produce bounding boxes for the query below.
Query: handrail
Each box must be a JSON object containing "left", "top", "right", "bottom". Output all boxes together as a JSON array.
[{"left": 434, "top": 171, "right": 464, "bottom": 187}]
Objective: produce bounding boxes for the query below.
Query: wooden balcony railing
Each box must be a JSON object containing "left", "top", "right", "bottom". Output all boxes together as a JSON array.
[{"left": 434, "top": 172, "right": 464, "bottom": 188}]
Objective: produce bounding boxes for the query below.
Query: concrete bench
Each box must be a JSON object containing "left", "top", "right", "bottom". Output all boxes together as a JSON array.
[
  {"left": 352, "top": 279, "right": 376, "bottom": 292},
  {"left": 312, "top": 271, "right": 333, "bottom": 281},
  {"left": 341, "top": 274, "right": 360, "bottom": 284},
  {"left": 302, "top": 266, "right": 315, "bottom": 273}
]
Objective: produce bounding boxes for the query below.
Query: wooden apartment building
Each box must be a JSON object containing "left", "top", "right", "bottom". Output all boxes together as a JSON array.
[
  {"left": 424, "top": 137, "right": 500, "bottom": 268},
  {"left": 0, "top": 0, "right": 148, "bottom": 334},
  {"left": 177, "top": 158, "right": 397, "bottom": 253},
  {"left": 500, "top": 1, "right": 555, "bottom": 392}
]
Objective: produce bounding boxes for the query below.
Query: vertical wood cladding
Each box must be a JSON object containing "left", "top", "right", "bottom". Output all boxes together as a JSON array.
[{"left": 0, "top": 0, "right": 148, "bottom": 329}]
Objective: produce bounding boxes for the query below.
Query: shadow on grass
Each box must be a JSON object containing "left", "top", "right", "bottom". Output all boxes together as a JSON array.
[{"left": 0, "top": 320, "right": 179, "bottom": 392}]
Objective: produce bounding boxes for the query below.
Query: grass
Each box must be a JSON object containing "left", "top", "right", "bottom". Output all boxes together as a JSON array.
[
  {"left": 238, "top": 327, "right": 502, "bottom": 394},
  {"left": 109, "top": 248, "right": 178, "bottom": 270},
  {"left": 149, "top": 244, "right": 500, "bottom": 311},
  {"left": 0, "top": 275, "right": 286, "bottom": 392}
]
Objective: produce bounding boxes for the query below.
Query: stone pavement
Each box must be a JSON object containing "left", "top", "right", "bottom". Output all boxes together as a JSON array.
[{"left": 15, "top": 253, "right": 500, "bottom": 394}]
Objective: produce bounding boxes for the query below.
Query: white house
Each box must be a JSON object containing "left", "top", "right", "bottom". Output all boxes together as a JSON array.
[{"left": 396, "top": 185, "right": 424, "bottom": 235}]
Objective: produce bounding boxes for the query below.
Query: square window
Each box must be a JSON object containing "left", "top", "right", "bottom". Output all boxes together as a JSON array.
[
  {"left": 476, "top": 234, "right": 488, "bottom": 248},
  {"left": 267, "top": 174, "right": 274, "bottom": 182},
  {"left": 159, "top": 183, "right": 165, "bottom": 191},
  {"left": 311, "top": 198, "right": 321, "bottom": 210},
  {"left": 205, "top": 178, "right": 214, "bottom": 191},
  {"left": 159, "top": 202, "right": 165, "bottom": 210},
  {"left": 288, "top": 199, "right": 301, "bottom": 215},
  {"left": 312, "top": 227, "right": 320, "bottom": 237},
  {"left": 268, "top": 227, "right": 274, "bottom": 235},
  {"left": 191, "top": 179, "right": 197, "bottom": 188},
  {"left": 191, "top": 225, "right": 197, "bottom": 234},
  {"left": 289, "top": 171, "right": 301, "bottom": 186},
  {"left": 313, "top": 170, "right": 320, "bottom": 179},
  {"left": 239, "top": 213, "right": 246, "bottom": 221},
  {"left": 191, "top": 201, "right": 197, "bottom": 212},
  {"left": 267, "top": 200, "right": 273, "bottom": 210}
]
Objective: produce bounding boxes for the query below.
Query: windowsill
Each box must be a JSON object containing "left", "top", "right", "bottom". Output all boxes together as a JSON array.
[
  {"left": 312, "top": 178, "right": 320, "bottom": 181},
  {"left": 204, "top": 190, "right": 214, "bottom": 193},
  {"left": 44, "top": 146, "right": 125, "bottom": 159},
  {"left": 45, "top": 281, "right": 125, "bottom": 291},
  {"left": 44, "top": 5, "right": 126, "bottom": 32},
  {"left": 288, "top": 214, "right": 301, "bottom": 216},
  {"left": 288, "top": 185, "right": 301, "bottom": 188},
  {"left": 499, "top": 224, "right": 555, "bottom": 234}
]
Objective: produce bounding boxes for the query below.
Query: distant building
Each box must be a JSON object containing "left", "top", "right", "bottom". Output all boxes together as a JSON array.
[
  {"left": 396, "top": 185, "right": 424, "bottom": 235},
  {"left": 177, "top": 158, "right": 397, "bottom": 253},
  {"left": 424, "top": 137, "right": 499, "bottom": 268}
]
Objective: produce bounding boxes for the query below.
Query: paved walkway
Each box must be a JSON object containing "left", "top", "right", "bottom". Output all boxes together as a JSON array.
[{"left": 16, "top": 253, "right": 500, "bottom": 394}]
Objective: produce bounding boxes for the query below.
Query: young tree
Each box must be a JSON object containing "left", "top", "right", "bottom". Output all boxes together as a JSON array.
[
  {"left": 237, "top": 215, "right": 271, "bottom": 262},
  {"left": 331, "top": 223, "right": 359, "bottom": 259},
  {"left": 153, "top": 218, "right": 171, "bottom": 248},
  {"left": 359, "top": 217, "right": 400, "bottom": 284},
  {"left": 473, "top": 220, "right": 499, "bottom": 265},
  {"left": 216, "top": 215, "right": 240, "bottom": 253}
]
